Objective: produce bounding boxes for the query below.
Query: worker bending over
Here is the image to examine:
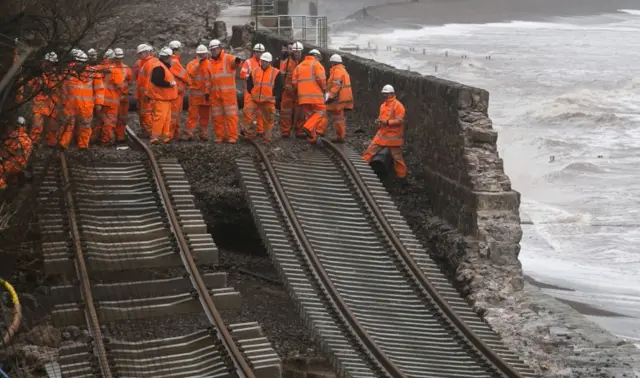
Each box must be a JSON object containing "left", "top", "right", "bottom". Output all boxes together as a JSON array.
[
  {"left": 135, "top": 44, "right": 156, "bottom": 136},
  {"left": 324, "top": 54, "right": 353, "bottom": 143},
  {"left": 292, "top": 49, "right": 327, "bottom": 143},
  {"left": 362, "top": 85, "right": 407, "bottom": 181},
  {"left": 112, "top": 48, "right": 132, "bottom": 143},
  {"left": 186, "top": 45, "right": 211, "bottom": 140},
  {"left": 143, "top": 47, "right": 178, "bottom": 144},
  {"left": 94, "top": 49, "right": 126, "bottom": 145},
  {"left": 29, "top": 52, "right": 61, "bottom": 146},
  {"left": 0, "top": 117, "right": 33, "bottom": 189},
  {"left": 280, "top": 41, "right": 304, "bottom": 137},
  {"left": 168, "top": 40, "right": 191, "bottom": 140},
  {"left": 59, "top": 50, "right": 105, "bottom": 149},
  {"left": 207, "top": 39, "right": 243, "bottom": 143},
  {"left": 240, "top": 43, "right": 265, "bottom": 137},
  {"left": 243, "top": 52, "right": 283, "bottom": 142}
]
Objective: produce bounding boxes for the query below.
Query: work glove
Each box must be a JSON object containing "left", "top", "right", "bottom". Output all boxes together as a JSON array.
[
  {"left": 326, "top": 97, "right": 336, "bottom": 104},
  {"left": 235, "top": 57, "right": 244, "bottom": 64},
  {"left": 169, "top": 81, "right": 176, "bottom": 87},
  {"left": 94, "top": 104, "right": 103, "bottom": 112},
  {"left": 204, "top": 94, "right": 210, "bottom": 101}
]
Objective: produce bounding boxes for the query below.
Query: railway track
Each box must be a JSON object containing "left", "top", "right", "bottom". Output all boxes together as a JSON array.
[
  {"left": 237, "top": 139, "right": 537, "bottom": 378},
  {"left": 35, "top": 129, "right": 281, "bottom": 378}
]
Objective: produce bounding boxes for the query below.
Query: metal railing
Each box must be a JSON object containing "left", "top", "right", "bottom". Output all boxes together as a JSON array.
[
  {"left": 251, "top": 0, "right": 278, "bottom": 16},
  {"left": 255, "top": 15, "right": 328, "bottom": 48}
]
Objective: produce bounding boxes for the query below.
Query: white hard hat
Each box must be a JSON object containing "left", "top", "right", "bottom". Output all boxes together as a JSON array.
[
  {"left": 104, "top": 49, "right": 115, "bottom": 59},
  {"left": 87, "top": 48, "right": 97, "bottom": 57},
  {"left": 308, "top": 49, "right": 321, "bottom": 57},
  {"left": 114, "top": 48, "right": 124, "bottom": 58},
  {"left": 329, "top": 54, "right": 342, "bottom": 63},
  {"left": 253, "top": 43, "right": 265, "bottom": 52},
  {"left": 209, "top": 39, "right": 221, "bottom": 48},
  {"left": 169, "top": 40, "right": 182, "bottom": 50},
  {"left": 381, "top": 84, "right": 395, "bottom": 94},
  {"left": 75, "top": 50, "right": 88, "bottom": 62},
  {"left": 17, "top": 117, "right": 25, "bottom": 125},
  {"left": 159, "top": 47, "right": 173, "bottom": 57},
  {"left": 292, "top": 41, "right": 303, "bottom": 51},
  {"left": 196, "top": 45, "right": 208, "bottom": 54},
  {"left": 45, "top": 52, "right": 58, "bottom": 63},
  {"left": 137, "top": 44, "right": 152, "bottom": 54},
  {"left": 260, "top": 52, "right": 272, "bottom": 62}
]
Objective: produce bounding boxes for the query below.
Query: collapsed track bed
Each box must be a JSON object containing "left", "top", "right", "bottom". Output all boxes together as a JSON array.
[
  {"left": 237, "top": 140, "right": 537, "bottom": 378},
  {"left": 34, "top": 132, "right": 281, "bottom": 378}
]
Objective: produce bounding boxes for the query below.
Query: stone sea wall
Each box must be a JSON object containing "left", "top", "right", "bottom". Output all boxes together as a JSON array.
[{"left": 252, "top": 31, "right": 525, "bottom": 303}]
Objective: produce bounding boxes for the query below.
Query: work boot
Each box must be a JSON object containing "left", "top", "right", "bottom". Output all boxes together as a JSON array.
[{"left": 395, "top": 177, "right": 408, "bottom": 187}]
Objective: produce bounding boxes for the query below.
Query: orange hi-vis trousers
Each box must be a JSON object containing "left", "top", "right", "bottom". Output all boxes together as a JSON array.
[
  {"left": 279, "top": 91, "right": 305, "bottom": 137},
  {"left": 362, "top": 144, "right": 408, "bottom": 178},
  {"left": 116, "top": 98, "right": 129, "bottom": 142},
  {"left": 45, "top": 117, "right": 61, "bottom": 147},
  {"left": 60, "top": 109, "right": 93, "bottom": 149},
  {"left": 211, "top": 96, "right": 238, "bottom": 143},
  {"left": 170, "top": 93, "right": 184, "bottom": 140},
  {"left": 138, "top": 97, "right": 153, "bottom": 136},
  {"left": 186, "top": 104, "right": 210, "bottom": 139},
  {"left": 243, "top": 91, "right": 264, "bottom": 135},
  {"left": 243, "top": 99, "right": 275, "bottom": 141},
  {"left": 301, "top": 104, "right": 328, "bottom": 142},
  {"left": 150, "top": 99, "right": 172, "bottom": 144},
  {"left": 93, "top": 105, "right": 118, "bottom": 144},
  {"left": 326, "top": 109, "right": 346, "bottom": 140}
]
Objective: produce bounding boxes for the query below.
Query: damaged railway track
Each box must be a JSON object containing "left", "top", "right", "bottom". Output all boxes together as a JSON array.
[
  {"left": 238, "top": 138, "right": 538, "bottom": 378},
  {"left": 35, "top": 129, "right": 281, "bottom": 378}
]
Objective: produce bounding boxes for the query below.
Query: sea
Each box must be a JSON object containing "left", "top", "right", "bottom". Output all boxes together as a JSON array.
[{"left": 329, "top": 9, "right": 640, "bottom": 341}]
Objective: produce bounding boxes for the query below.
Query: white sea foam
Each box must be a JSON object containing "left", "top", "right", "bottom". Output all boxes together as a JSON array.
[{"left": 331, "top": 12, "right": 640, "bottom": 338}]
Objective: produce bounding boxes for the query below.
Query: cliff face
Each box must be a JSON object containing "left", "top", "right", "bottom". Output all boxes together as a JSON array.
[{"left": 253, "top": 31, "right": 524, "bottom": 309}]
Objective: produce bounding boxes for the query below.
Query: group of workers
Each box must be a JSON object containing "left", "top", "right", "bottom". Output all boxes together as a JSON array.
[{"left": 1, "top": 38, "right": 407, "bottom": 190}]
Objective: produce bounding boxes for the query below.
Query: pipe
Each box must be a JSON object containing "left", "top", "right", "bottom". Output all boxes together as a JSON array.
[{"left": 0, "top": 278, "right": 22, "bottom": 347}]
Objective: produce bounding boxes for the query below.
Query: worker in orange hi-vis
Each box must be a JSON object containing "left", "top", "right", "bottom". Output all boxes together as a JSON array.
[
  {"left": 29, "top": 52, "right": 62, "bottom": 145},
  {"left": 111, "top": 48, "right": 132, "bottom": 144},
  {"left": 167, "top": 40, "right": 191, "bottom": 140},
  {"left": 243, "top": 52, "right": 283, "bottom": 143},
  {"left": 0, "top": 117, "right": 33, "bottom": 190},
  {"left": 240, "top": 43, "right": 265, "bottom": 136},
  {"left": 362, "top": 84, "right": 408, "bottom": 183},
  {"left": 292, "top": 49, "right": 327, "bottom": 143},
  {"left": 324, "top": 54, "right": 353, "bottom": 143},
  {"left": 279, "top": 41, "right": 303, "bottom": 138},
  {"left": 93, "top": 49, "right": 126, "bottom": 145},
  {"left": 144, "top": 47, "right": 178, "bottom": 144},
  {"left": 185, "top": 45, "right": 211, "bottom": 140},
  {"left": 59, "top": 50, "right": 105, "bottom": 150},
  {"left": 206, "top": 39, "right": 243, "bottom": 144},
  {"left": 134, "top": 44, "right": 156, "bottom": 136}
]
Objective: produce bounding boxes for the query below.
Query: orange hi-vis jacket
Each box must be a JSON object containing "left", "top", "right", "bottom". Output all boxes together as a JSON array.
[
  {"left": 206, "top": 51, "right": 238, "bottom": 99},
  {"left": 292, "top": 56, "right": 326, "bottom": 105},
  {"left": 145, "top": 60, "right": 179, "bottom": 101},
  {"left": 133, "top": 59, "right": 143, "bottom": 82},
  {"left": 170, "top": 55, "right": 191, "bottom": 94},
  {"left": 136, "top": 56, "right": 158, "bottom": 100},
  {"left": 61, "top": 63, "right": 105, "bottom": 113},
  {"left": 29, "top": 70, "right": 62, "bottom": 116},
  {"left": 1, "top": 126, "right": 33, "bottom": 173},
  {"left": 326, "top": 64, "right": 353, "bottom": 111},
  {"left": 112, "top": 62, "right": 132, "bottom": 100},
  {"left": 101, "top": 61, "right": 126, "bottom": 108},
  {"left": 280, "top": 58, "right": 298, "bottom": 93},
  {"left": 186, "top": 58, "right": 211, "bottom": 105},
  {"left": 240, "top": 56, "right": 260, "bottom": 81},
  {"left": 250, "top": 66, "right": 280, "bottom": 104},
  {"left": 372, "top": 96, "right": 406, "bottom": 147}
]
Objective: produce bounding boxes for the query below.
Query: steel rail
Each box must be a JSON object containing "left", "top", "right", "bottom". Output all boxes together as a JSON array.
[
  {"left": 126, "top": 127, "right": 256, "bottom": 378},
  {"left": 58, "top": 151, "right": 114, "bottom": 378},
  {"left": 318, "top": 137, "right": 524, "bottom": 378},
  {"left": 247, "top": 139, "right": 406, "bottom": 378}
]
